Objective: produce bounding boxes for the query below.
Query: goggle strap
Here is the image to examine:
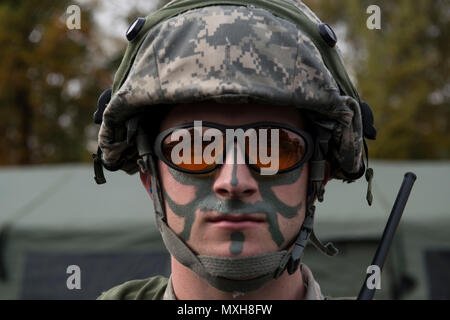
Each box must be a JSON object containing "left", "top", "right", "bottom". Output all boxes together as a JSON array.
[
  {"left": 136, "top": 127, "right": 153, "bottom": 158},
  {"left": 310, "top": 160, "right": 326, "bottom": 182},
  {"left": 126, "top": 117, "right": 140, "bottom": 145},
  {"left": 317, "top": 126, "right": 332, "bottom": 156}
]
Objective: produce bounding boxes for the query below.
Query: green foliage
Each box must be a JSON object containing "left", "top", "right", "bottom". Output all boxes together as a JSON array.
[
  {"left": 307, "top": 0, "right": 450, "bottom": 159},
  {"left": 0, "top": 0, "right": 110, "bottom": 165}
]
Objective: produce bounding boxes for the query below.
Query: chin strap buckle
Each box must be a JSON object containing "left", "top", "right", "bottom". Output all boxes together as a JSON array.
[
  {"left": 136, "top": 126, "right": 153, "bottom": 173},
  {"left": 310, "top": 230, "right": 339, "bottom": 256},
  {"left": 92, "top": 147, "right": 106, "bottom": 184},
  {"left": 286, "top": 211, "right": 315, "bottom": 275}
]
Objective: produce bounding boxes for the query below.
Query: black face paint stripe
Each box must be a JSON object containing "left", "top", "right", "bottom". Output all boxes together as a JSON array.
[
  {"left": 231, "top": 144, "right": 238, "bottom": 187},
  {"left": 230, "top": 231, "right": 244, "bottom": 255}
]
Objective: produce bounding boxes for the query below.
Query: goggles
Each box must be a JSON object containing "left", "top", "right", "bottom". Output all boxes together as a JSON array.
[{"left": 153, "top": 121, "right": 313, "bottom": 175}]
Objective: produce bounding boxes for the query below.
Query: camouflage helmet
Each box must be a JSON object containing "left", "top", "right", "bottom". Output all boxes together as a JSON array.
[
  {"left": 94, "top": 0, "right": 376, "bottom": 183},
  {"left": 92, "top": 0, "right": 377, "bottom": 294}
]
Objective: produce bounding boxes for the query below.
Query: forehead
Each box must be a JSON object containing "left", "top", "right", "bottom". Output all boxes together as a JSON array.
[{"left": 160, "top": 102, "right": 306, "bottom": 130}]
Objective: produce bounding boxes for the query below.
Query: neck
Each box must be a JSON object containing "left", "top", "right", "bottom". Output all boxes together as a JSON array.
[{"left": 171, "top": 257, "right": 306, "bottom": 300}]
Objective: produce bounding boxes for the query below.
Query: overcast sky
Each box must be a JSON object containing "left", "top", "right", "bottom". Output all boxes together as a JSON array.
[{"left": 77, "top": 0, "right": 159, "bottom": 37}]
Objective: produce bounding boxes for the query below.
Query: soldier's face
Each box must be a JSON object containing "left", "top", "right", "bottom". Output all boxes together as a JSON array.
[{"left": 149, "top": 102, "right": 309, "bottom": 257}]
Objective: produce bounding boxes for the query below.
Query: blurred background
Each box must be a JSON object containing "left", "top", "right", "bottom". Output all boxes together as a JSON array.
[{"left": 0, "top": 0, "right": 449, "bottom": 300}]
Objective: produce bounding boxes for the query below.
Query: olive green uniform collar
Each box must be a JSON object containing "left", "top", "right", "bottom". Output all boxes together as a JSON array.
[{"left": 163, "top": 264, "right": 324, "bottom": 300}]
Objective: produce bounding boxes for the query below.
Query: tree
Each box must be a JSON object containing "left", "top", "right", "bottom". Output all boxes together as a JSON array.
[
  {"left": 0, "top": 0, "right": 110, "bottom": 165},
  {"left": 306, "top": 0, "right": 450, "bottom": 159}
]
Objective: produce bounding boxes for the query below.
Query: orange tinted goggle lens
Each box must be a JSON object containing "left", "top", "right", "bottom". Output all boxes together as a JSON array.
[
  {"left": 162, "top": 126, "right": 306, "bottom": 172},
  {"left": 245, "top": 127, "right": 305, "bottom": 171},
  {"left": 162, "top": 127, "right": 223, "bottom": 172},
  {"left": 161, "top": 150, "right": 216, "bottom": 172}
]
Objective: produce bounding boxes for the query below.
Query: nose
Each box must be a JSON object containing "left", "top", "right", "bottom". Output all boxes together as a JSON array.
[{"left": 213, "top": 143, "right": 258, "bottom": 199}]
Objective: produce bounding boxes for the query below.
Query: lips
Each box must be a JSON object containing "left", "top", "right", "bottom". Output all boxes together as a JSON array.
[
  {"left": 207, "top": 214, "right": 265, "bottom": 222},
  {"left": 206, "top": 214, "right": 266, "bottom": 229}
]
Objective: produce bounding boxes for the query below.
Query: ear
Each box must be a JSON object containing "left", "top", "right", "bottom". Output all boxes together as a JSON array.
[{"left": 139, "top": 168, "right": 153, "bottom": 200}]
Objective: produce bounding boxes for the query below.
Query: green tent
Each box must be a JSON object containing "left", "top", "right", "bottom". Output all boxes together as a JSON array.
[
  {"left": 0, "top": 164, "right": 169, "bottom": 299},
  {"left": 307, "top": 160, "right": 450, "bottom": 299},
  {"left": 0, "top": 161, "right": 449, "bottom": 299}
]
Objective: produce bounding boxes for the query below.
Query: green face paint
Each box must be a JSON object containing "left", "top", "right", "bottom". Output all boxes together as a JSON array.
[
  {"left": 230, "top": 231, "right": 244, "bottom": 255},
  {"left": 230, "top": 145, "right": 238, "bottom": 187},
  {"left": 162, "top": 163, "right": 304, "bottom": 248}
]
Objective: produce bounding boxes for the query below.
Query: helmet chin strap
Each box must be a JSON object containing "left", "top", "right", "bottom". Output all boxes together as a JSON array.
[
  {"left": 135, "top": 125, "right": 337, "bottom": 294},
  {"left": 286, "top": 126, "right": 339, "bottom": 274}
]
